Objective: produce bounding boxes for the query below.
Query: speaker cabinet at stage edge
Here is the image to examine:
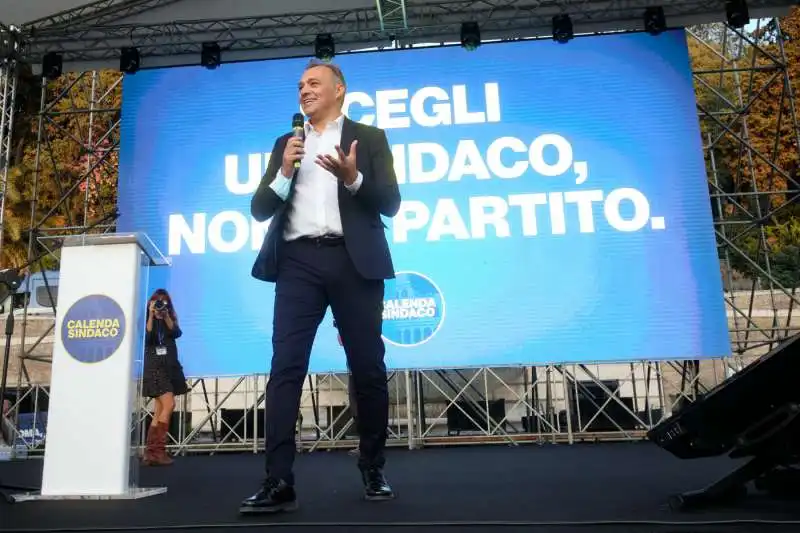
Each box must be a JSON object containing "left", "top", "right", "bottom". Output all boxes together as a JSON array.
[
  {"left": 647, "top": 334, "right": 800, "bottom": 511},
  {"left": 648, "top": 333, "right": 800, "bottom": 459}
]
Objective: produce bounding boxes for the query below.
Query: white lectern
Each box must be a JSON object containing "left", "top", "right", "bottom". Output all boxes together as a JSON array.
[{"left": 13, "top": 233, "right": 171, "bottom": 502}]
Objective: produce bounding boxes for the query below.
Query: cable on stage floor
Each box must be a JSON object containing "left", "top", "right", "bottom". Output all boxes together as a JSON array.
[{"left": 4, "top": 519, "right": 800, "bottom": 532}]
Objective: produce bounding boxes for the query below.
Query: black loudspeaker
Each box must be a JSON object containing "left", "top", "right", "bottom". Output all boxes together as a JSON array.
[
  {"left": 571, "top": 380, "right": 639, "bottom": 432},
  {"left": 446, "top": 399, "right": 506, "bottom": 434},
  {"left": 648, "top": 334, "right": 800, "bottom": 510},
  {"left": 219, "top": 408, "right": 265, "bottom": 442},
  {"left": 328, "top": 405, "right": 358, "bottom": 439}
]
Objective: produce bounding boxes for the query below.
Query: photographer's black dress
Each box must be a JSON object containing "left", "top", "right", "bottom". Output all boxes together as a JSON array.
[{"left": 141, "top": 318, "right": 189, "bottom": 398}]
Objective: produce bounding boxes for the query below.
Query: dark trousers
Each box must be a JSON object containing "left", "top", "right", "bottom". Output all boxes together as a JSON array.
[
  {"left": 347, "top": 363, "right": 358, "bottom": 431},
  {"left": 264, "top": 238, "right": 388, "bottom": 485}
]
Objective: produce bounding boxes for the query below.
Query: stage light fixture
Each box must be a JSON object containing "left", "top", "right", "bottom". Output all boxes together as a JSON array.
[
  {"left": 552, "top": 15, "right": 573, "bottom": 43},
  {"left": 725, "top": 0, "right": 749, "bottom": 28},
  {"left": 314, "top": 34, "right": 335, "bottom": 62},
  {"left": 460, "top": 22, "right": 481, "bottom": 51},
  {"left": 644, "top": 7, "right": 667, "bottom": 35},
  {"left": 201, "top": 42, "right": 221, "bottom": 69},
  {"left": 0, "top": 31, "right": 18, "bottom": 61},
  {"left": 119, "top": 47, "right": 140, "bottom": 74},
  {"left": 41, "top": 52, "right": 62, "bottom": 80}
]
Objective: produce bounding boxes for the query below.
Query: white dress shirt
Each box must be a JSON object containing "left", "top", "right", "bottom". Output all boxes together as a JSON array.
[{"left": 268, "top": 115, "right": 363, "bottom": 241}]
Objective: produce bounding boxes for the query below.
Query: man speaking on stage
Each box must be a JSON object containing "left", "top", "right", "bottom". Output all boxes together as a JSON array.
[{"left": 240, "top": 60, "right": 401, "bottom": 514}]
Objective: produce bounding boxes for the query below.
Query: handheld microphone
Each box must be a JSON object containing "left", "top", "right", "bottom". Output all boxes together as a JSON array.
[{"left": 292, "top": 113, "right": 305, "bottom": 170}]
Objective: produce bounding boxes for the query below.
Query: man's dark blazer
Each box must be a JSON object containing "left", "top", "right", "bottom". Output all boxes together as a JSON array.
[{"left": 250, "top": 117, "right": 401, "bottom": 283}]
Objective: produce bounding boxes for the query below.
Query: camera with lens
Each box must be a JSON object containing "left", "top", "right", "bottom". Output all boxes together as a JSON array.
[{"left": 154, "top": 300, "right": 168, "bottom": 311}]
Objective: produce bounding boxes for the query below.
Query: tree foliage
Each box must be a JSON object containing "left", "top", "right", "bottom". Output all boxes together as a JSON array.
[
  {"left": 1, "top": 67, "right": 121, "bottom": 269},
  {"left": 689, "top": 10, "right": 800, "bottom": 287}
]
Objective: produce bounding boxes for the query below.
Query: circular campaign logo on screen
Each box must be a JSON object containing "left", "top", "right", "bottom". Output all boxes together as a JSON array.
[
  {"left": 61, "top": 294, "right": 126, "bottom": 364},
  {"left": 382, "top": 271, "right": 446, "bottom": 348}
]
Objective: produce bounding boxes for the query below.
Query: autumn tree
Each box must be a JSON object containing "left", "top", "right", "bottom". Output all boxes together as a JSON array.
[
  {"left": 729, "top": 12, "right": 800, "bottom": 287},
  {"left": 687, "top": 12, "right": 800, "bottom": 288},
  {"left": 740, "top": 15, "right": 800, "bottom": 209},
  {"left": 687, "top": 27, "right": 743, "bottom": 218}
]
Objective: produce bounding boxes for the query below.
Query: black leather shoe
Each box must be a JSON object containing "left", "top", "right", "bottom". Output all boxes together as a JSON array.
[
  {"left": 361, "top": 467, "right": 394, "bottom": 501},
  {"left": 239, "top": 478, "right": 298, "bottom": 514}
]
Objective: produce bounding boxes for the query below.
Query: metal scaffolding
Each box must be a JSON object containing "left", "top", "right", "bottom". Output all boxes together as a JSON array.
[
  {"left": 21, "top": 0, "right": 186, "bottom": 31},
  {"left": 1, "top": 9, "right": 799, "bottom": 454},
  {"left": 376, "top": 0, "right": 408, "bottom": 33},
  {"left": 0, "top": 65, "right": 122, "bottom": 449},
  {"left": 7, "top": 0, "right": 794, "bottom": 70},
  {"left": 0, "top": 26, "right": 19, "bottom": 262},
  {"left": 690, "top": 19, "right": 800, "bottom": 366}
]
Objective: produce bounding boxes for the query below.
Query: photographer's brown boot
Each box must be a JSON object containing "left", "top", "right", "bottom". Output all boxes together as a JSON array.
[
  {"left": 141, "top": 425, "right": 158, "bottom": 466},
  {"left": 151, "top": 423, "right": 174, "bottom": 466}
]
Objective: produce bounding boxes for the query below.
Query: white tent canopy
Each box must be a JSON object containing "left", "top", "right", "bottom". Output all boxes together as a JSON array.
[{"left": 0, "top": 0, "right": 795, "bottom": 72}]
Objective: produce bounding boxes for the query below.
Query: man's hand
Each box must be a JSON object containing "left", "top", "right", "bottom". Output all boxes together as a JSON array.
[
  {"left": 281, "top": 136, "right": 305, "bottom": 177},
  {"left": 316, "top": 140, "right": 359, "bottom": 185}
]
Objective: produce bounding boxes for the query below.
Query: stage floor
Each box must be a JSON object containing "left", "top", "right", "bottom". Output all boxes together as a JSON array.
[{"left": 2, "top": 442, "right": 799, "bottom": 533}]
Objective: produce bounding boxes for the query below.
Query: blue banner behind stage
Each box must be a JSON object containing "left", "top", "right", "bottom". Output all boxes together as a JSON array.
[{"left": 118, "top": 29, "right": 730, "bottom": 376}]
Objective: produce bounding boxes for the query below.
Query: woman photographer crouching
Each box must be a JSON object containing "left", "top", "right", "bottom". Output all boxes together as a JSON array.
[{"left": 141, "top": 288, "right": 189, "bottom": 466}]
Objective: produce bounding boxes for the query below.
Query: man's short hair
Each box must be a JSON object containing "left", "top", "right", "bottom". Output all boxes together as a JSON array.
[{"left": 304, "top": 60, "right": 346, "bottom": 90}]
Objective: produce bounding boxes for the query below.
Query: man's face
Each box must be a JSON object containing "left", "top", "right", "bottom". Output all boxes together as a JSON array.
[{"left": 298, "top": 65, "right": 342, "bottom": 118}]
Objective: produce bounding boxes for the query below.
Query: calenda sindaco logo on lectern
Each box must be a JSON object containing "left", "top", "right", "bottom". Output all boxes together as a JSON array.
[{"left": 61, "top": 294, "right": 127, "bottom": 364}]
